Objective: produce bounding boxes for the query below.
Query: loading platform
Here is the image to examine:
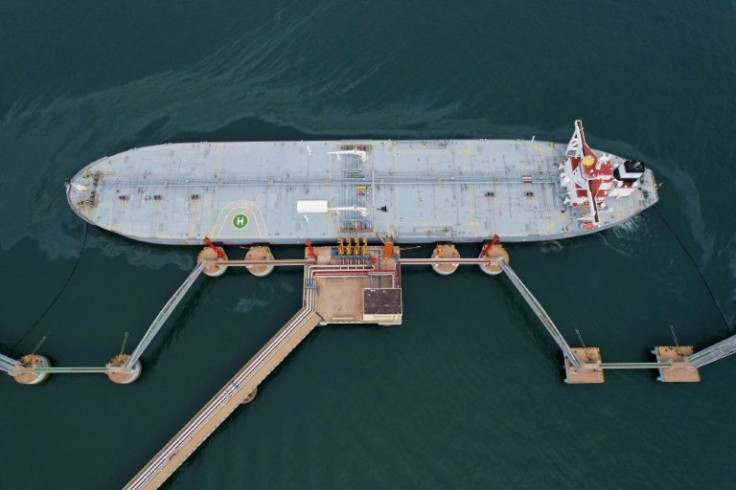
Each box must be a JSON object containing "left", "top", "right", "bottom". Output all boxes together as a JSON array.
[
  {"left": 125, "top": 245, "right": 402, "bottom": 489},
  {"left": 4, "top": 240, "right": 736, "bottom": 489}
]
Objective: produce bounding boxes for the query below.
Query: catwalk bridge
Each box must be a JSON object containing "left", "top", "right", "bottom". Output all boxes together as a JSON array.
[{"left": 3, "top": 241, "right": 735, "bottom": 489}]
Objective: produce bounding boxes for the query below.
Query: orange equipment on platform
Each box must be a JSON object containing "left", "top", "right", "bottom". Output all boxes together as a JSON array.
[{"left": 203, "top": 236, "right": 226, "bottom": 259}]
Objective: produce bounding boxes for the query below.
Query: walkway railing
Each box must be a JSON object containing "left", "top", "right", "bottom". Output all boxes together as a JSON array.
[
  {"left": 0, "top": 353, "right": 17, "bottom": 373},
  {"left": 125, "top": 262, "right": 206, "bottom": 369},
  {"left": 687, "top": 334, "right": 736, "bottom": 368},
  {"left": 496, "top": 259, "right": 581, "bottom": 369},
  {"left": 124, "top": 289, "right": 322, "bottom": 490},
  {"left": 4, "top": 251, "right": 736, "bottom": 380}
]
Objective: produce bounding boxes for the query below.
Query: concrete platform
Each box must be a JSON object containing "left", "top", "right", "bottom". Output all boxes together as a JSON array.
[
  {"left": 564, "top": 347, "right": 605, "bottom": 384},
  {"left": 244, "top": 246, "right": 274, "bottom": 277},
  {"left": 431, "top": 244, "right": 460, "bottom": 275},
  {"left": 480, "top": 244, "right": 509, "bottom": 276},
  {"left": 107, "top": 354, "right": 142, "bottom": 384},
  {"left": 310, "top": 245, "right": 402, "bottom": 325},
  {"left": 13, "top": 354, "right": 51, "bottom": 385},
  {"left": 197, "top": 247, "right": 227, "bottom": 277},
  {"left": 126, "top": 244, "right": 404, "bottom": 489},
  {"left": 314, "top": 275, "right": 370, "bottom": 323},
  {"left": 653, "top": 346, "right": 701, "bottom": 383}
]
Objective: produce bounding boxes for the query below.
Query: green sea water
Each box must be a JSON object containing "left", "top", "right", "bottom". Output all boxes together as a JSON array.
[{"left": 1, "top": 1, "right": 735, "bottom": 488}]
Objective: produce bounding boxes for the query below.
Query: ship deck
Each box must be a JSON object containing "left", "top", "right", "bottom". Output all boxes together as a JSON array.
[{"left": 66, "top": 139, "right": 658, "bottom": 245}]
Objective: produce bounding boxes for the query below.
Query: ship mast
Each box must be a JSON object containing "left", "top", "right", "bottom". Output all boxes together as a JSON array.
[{"left": 560, "top": 120, "right": 616, "bottom": 229}]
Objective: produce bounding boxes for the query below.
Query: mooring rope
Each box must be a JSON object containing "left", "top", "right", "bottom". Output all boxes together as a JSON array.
[
  {"left": 655, "top": 207, "right": 731, "bottom": 331},
  {"left": 10, "top": 223, "right": 90, "bottom": 355}
]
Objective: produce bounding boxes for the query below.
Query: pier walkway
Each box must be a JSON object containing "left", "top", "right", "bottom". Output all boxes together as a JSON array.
[
  {"left": 124, "top": 245, "right": 403, "bottom": 489},
  {"left": 125, "top": 303, "right": 322, "bottom": 490},
  {"left": 0, "top": 353, "right": 17, "bottom": 373},
  {"left": 4, "top": 242, "right": 736, "bottom": 487},
  {"left": 687, "top": 334, "right": 736, "bottom": 368},
  {"left": 496, "top": 259, "right": 581, "bottom": 369},
  {"left": 125, "top": 262, "right": 206, "bottom": 369}
]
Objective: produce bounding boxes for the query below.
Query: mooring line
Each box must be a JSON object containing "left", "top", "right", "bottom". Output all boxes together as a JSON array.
[
  {"left": 655, "top": 208, "right": 731, "bottom": 331},
  {"left": 10, "top": 223, "right": 90, "bottom": 355}
]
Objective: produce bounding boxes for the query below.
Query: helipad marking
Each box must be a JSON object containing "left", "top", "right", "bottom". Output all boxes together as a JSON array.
[{"left": 232, "top": 213, "right": 249, "bottom": 230}]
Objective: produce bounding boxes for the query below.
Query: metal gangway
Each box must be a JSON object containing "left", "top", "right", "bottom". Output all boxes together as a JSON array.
[
  {"left": 1, "top": 256, "right": 321, "bottom": 383},
  {"left": 0, "top": 353, "right": 17, "bottom": 373},
  {"left": 686, "top": 334, "right": 736, "bottom": 368},
  {"left": 1, "top": 263, "right": 207, "bottom": 381},
  {"left": 495, "top": 259, "right": 581, "bottom": 369},
  {"left": 124, "top": 292, "right": 322, "bottom": 490},
  {"left": 125, "top": 262, "right": 206, "bottom": 369},
  {"left": 492, "top": 257, "right": 736, "bottom": 374}
]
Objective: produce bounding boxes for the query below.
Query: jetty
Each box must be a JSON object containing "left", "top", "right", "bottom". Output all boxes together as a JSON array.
[{"left": 3, "top": 239, "right": 736, "bottom": 489}]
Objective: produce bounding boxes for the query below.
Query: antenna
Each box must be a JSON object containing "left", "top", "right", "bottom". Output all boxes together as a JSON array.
[
  {"left": 119, "top": 331, "right": 129, "bottom": 356},
  {"left": 669, "top": 325, "right": 679, "bottom": 347},
  {"left": 575, "top": 329, "right": 586, "bottom": 349},
  {"left": 30, "top": 335, "right": 47, "bottom": 356}
]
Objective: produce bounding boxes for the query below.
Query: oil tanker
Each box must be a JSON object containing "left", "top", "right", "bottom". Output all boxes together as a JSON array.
[{"left": 65, "top": 120, "right": 657, "bottom": 245}]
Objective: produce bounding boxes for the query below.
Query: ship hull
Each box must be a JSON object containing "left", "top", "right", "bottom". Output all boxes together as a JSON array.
[{"left": 66, "top": 139, "right": 658, "bottom": 246}]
